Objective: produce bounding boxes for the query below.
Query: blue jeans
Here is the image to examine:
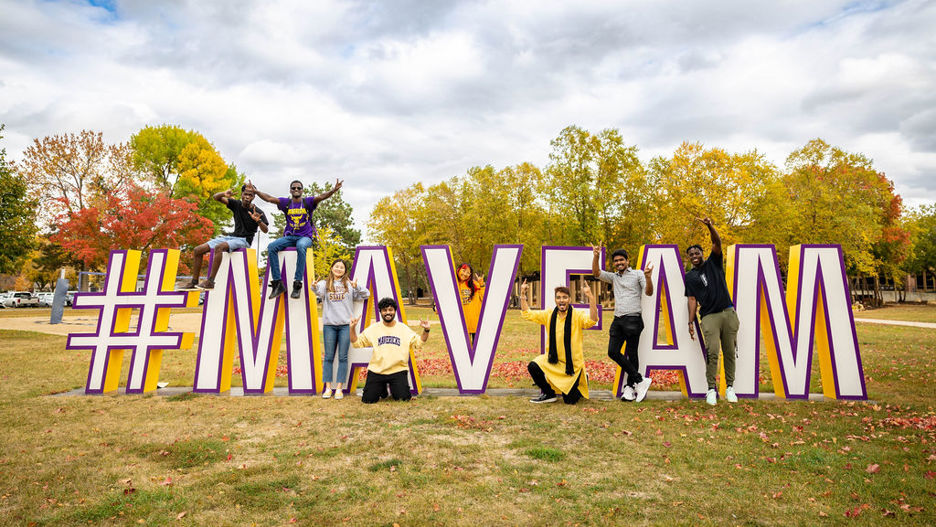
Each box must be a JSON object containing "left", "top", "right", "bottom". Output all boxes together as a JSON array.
[
  {"left": 267, "top": 235, "right": 313, "bottom": 281},
  {"left": 322, "top": 324, "right": 350, "bottom": 384}
]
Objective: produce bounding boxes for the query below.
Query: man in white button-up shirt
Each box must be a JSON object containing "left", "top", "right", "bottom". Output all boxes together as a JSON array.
[{"left": 592, "top": 246, "right": 654, "bottom": 402}]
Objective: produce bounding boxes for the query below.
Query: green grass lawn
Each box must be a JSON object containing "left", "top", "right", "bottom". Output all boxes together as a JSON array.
[
  {"left": 856, "top": 303, "right": 936, "bottom": 323},
  {"left": 0, "top": 305, "right": 934, "bottom": 525}
]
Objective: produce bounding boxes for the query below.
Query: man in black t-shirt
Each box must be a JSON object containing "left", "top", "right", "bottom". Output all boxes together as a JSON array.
[
  {"left": 182, "top": 184, "right": 269, "bottom": 290},
  {"left": 685, "top": 217, "right": 740, "bottom": 406}
]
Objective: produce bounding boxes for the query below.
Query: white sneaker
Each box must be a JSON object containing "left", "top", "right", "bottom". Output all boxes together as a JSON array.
[
  {"left": 725, "top": 386, "right": 738, "bottom": 403},
  {"left": 322, "top": 388, "right": 333, "bottom": 399},
  {"left": 621, "top": 385, "right": 636, "bottom": 401},
  {"left": 334, "top": 389, "right": 344, "bottom": 400},
  {"left": 706, "top": 389, "right": 717, "bottom": 406},
  {"left": 635, "top": 377, "right": 653, "bottom": 402}
]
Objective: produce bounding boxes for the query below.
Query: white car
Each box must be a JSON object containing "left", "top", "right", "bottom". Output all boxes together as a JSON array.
[
  {"left": 37, "top": 292, "right": 54, "bottom": 307},
  {"left": 0, "top": 292, "right": 10, "bottom": 308},
  {"left": 6, "top": 292, "right": 40, "bottom": 308}
]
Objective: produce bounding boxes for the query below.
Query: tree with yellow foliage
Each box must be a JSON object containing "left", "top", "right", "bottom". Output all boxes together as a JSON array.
[{"left": 130, "top": 125, "right": 242, "bottom": 232}]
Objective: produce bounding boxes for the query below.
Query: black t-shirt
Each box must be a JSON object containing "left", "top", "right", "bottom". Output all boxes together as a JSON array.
[
  {"left": 684, "top": 250, "right": 733, "bottom": 318},
  {"left": 227, "top": 199, "right": 268, "bottom": 245}
]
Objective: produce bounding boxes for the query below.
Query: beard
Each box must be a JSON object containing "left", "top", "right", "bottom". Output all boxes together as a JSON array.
[
  {"left": 381, "top": 312, "right": 395, "bottom": 323},
  {"left": 557, "top": 304, "right": 569, "bottom": 312}
]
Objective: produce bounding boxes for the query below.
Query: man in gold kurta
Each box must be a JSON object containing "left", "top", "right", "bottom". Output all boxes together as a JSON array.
[{"left": 520, "top": 280, "right": 598, "bottom": 404}]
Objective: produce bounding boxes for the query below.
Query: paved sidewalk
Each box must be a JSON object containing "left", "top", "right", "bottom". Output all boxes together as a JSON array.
[{"left": 853, "top": 318, "right": 936, "bottom": 329}]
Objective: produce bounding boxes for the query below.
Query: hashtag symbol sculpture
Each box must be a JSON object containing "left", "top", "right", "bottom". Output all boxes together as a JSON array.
[{"left": 67, "top": 249, "right": 197, "bottom": 394}]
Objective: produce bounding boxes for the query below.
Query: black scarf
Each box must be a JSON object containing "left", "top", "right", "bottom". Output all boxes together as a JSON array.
[{"left": 548, "top": 306, "right": 575, "bottom": 375}]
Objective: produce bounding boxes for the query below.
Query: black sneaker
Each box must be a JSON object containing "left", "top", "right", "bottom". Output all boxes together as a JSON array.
[
  {"left": 529, "top": 392, "right": 558, "bottom": 404},
  {"left": 290, "top": 280, "right": 302, "bottom": 299},
  {"left": 267, "top": 280, "right": 285, "bottom": 300}
]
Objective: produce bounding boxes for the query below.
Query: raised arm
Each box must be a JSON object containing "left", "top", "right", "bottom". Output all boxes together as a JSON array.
[
  {"left": 583, "top": 281, "right": 598, "bottom": 323},
  {"left": 591, "top": 245, "right": 601, "bottom": 278},
  {"left": 313, "top": 179, "right": 344, "bottom": 204},
  {"left": 643, "top": 264, "right": 654, "bottom": 296},
  {"left": 213, "top": 188, "right": 235, "bottom": 205},
  {"left": 246, "top": 181, "right": 279, "bottom": 205},
  {"left": 519, "top": 279, "right": 531, "bottom": 312},
  {"left": 419, "top": 318, "right": 431, "bottom": 343},
  {"left": 700, "top": 217, "right": 721, "bottom": 255}
]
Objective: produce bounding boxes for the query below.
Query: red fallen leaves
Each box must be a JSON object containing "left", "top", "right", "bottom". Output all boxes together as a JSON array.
[
  {"left": 231, "top": 365, "right": 290, "bottom": 378},
  {"left": 866, "top": 463, "right": 880, "bottom": 474},
  {"left": 450, "top": 414, "right": 493, "bottom": 432},
  {"left": 844, "top": 503, "right": 870, "bottom": 518},
  {"left": 878, "top": 416, "right": 936, "bottom": 431}
]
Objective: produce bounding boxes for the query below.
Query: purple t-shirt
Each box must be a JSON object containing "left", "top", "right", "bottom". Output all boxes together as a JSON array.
[{"left": 277, "top": 196, "right": 318, "bottom": 237}]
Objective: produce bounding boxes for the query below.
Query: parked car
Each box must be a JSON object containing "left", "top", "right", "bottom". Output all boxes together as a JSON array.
[
  {"left": 37, "top": 292, "right": 54, "bottom": 307},
  {"left": 6, "top": 292, "right": 40, "bottom": 308},
  {"left": 0, "top": 292, "right": 11, "bottom": 308}
]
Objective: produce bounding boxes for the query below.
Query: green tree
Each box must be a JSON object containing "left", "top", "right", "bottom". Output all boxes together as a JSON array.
[
  {"left": 544, "top": 126, "right": 647, "bottom": 249},
  {"left": 782, "top": 139, "right": 903, "bottom": 302},
  {"left": 130, "top": 125, "right": 242, "bottom": 231},
  {"left": 367, "top": 183, "right": 430, "bottom": 303},
  {"left": 649, "top": 142, "right": 779, "bottom": 257},
  {"left": 904, "top": 204, "right": 936, "bottom": 291},
  {"left": 0, "top": 125, "right": 38, "bottom": 274},
  {"left": 311, "top": 227, "right": 352, "bottom": 281},
  {"left": 17, "top": 129, "right": 134, "bottom": 228},
  {"left": 305, "top": 181, "right": 361, "bottom": 250}
]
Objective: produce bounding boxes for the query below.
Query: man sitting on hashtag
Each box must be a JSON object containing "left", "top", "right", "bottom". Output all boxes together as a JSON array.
[
  {"left": 182, "top": 184, "right": 268, "bottom": 290},
  {"left": 251, "top": 179, "right": 343, "bottom": 299}
]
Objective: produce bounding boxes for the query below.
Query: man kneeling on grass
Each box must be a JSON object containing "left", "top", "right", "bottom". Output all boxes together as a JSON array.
[
  {"left": 520, "top": 279, "right": 598, "bottom": 404},
  {"left": 350, "top": 297, "right": 431, "bottom": 403}
]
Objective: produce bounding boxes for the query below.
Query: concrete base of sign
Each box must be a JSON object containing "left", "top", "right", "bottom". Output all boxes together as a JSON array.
[{"left": 51, "top": 387, "right": 834, "bottom": 401}]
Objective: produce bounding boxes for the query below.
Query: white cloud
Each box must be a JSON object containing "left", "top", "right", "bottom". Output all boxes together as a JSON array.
[{"left": 1, "top": 0, "right": 935, "bottom": 240}]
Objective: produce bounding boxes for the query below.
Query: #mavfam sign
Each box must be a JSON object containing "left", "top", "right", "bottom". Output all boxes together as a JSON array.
[{"left": 67, "top": 244, "right": 867, "bottom": 400}]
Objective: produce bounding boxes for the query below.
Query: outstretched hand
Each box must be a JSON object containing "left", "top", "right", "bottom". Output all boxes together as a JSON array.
[
  {"left": 643, "top": 264, "right": 654, "bottom": 277},
  {"left": 698, "top": 216, "right": 713, "bottom": 227},
  {"left": 333, "top": 179, "right": 344, "bottom": 192},
  {"left": 419, "top": 318, "right": 431, "bottom": 331},
  {"left": 349, "top": 278, "right": 358, "bottom": 288},
  {"left": 582, "top": 284, "right": 594, "bottom": 301},
  {"left": 248, "top": 207, "right": 262, "bottom": 222}
]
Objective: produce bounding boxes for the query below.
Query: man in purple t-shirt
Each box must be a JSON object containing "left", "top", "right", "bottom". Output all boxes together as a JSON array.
[{"left": 251, "top": 179, "right": 343, "bottom": 299}]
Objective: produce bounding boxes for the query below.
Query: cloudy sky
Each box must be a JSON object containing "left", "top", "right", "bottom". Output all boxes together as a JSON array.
[{"left": 1, "top": 0, "right": 934, "bottom": 244}]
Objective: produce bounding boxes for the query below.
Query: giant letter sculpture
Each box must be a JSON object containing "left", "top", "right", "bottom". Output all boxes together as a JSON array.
[
  {"left": 422, "top": 244, "right": 523, "bottom": 393},
  {"left": 728, "top": 244, "right": 866, "bottom": 400},
  {"left": 193, "top": 248, "right": 323, "bottom": 394}
]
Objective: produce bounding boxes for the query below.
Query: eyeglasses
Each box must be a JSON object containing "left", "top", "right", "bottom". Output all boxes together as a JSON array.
[{"left": 290, "top": 186, "right": 302, "bottom": 190}]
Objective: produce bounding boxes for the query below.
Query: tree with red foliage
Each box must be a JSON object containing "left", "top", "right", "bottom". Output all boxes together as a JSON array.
[{"left": 52, "top": 183, "right": 214, "bottom": 272}]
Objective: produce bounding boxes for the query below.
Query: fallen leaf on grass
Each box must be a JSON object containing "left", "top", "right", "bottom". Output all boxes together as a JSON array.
[
  {"left": 866, "top": 464, "right": 880, "bottom": 474},
  {"left": 161, "top": 477, "right": 173, "bottom": 487},
  {"left": 176, "top": 512, "right": 186, "bottom": 520}
]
